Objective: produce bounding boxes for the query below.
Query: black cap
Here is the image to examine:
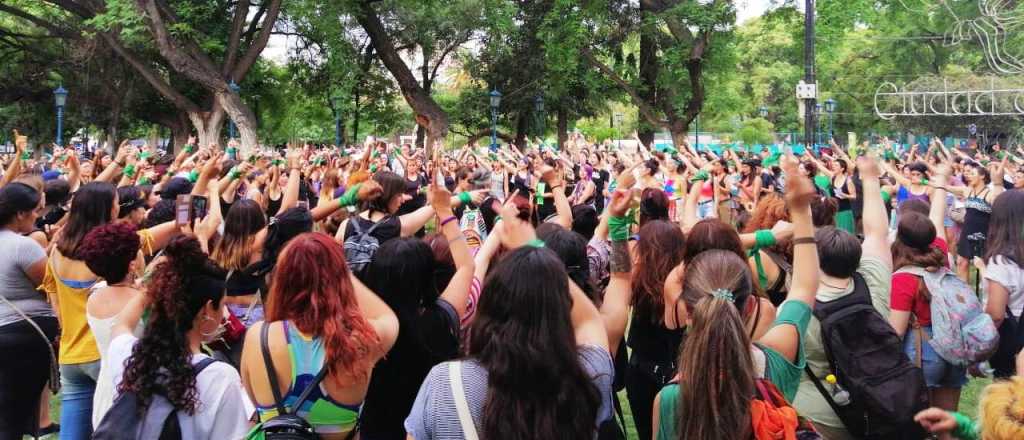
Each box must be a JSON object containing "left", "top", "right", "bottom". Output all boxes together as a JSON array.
[{"left": 158, "top": 177, "right": 193, "bottom": 200}]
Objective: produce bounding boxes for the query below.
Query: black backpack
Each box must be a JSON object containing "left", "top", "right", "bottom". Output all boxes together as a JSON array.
[
  {"left": 93, "top": 357, "right": 219, "bottom": 440},
  {"left": 245, "top": 323, "right": 328, "bottom": 440},
  {"left": 806, "top": 273, "right": 929, "bottom": 439},
  {"left": 990, "top": 306, "right": 1024, "bottom": 378}
]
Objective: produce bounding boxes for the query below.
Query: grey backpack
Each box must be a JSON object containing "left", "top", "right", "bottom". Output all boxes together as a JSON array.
[
  {"left": 344, "top": 217, "right": 387, "bottom": 275},
  {"left": 93, "top": 357, "right": 218, "bottom": 440}
]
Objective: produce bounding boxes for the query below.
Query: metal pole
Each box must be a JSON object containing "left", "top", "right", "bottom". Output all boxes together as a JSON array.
[
  {"left": 490, "top": 107, "right": 497, "bottom": 149},
  {"left": 803, "top": 0, "right": 816, "bottom": 154},
  {"left": 695, "top": 114, "right": 700, "bottom": 151},
  {"left": 334, "top": 110, "right": 342, "bottom": 146},
  {"left": 56, "top": 106, "right": 64, "bottom": 146}
]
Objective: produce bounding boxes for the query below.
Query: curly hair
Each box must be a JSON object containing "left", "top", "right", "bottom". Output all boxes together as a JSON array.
[
  {"left": 118, "top": 236, "right": 225, "bottom": 414},
  {"left": 79, "top": 222, "right": 140, "bottom": 283},
  {"left": 743, "top": 193, "right": 792, "bottom": 260}
]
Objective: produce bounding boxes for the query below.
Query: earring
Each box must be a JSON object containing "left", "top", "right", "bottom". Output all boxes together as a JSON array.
[{"left": 199, "top": 314, "right": 222, "bottom": 338}]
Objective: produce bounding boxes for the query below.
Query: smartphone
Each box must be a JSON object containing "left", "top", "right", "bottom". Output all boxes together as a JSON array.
[
  {"left": 175, "top": 195, "right": 192, "bottom": 226},
  {"left": 191, "top": 195, "right": 208, "bottom": 221}
]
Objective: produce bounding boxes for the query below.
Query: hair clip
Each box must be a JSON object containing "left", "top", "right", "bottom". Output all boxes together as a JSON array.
[{"left": 711, "top": 288, "right": 734, "bottom": 302}]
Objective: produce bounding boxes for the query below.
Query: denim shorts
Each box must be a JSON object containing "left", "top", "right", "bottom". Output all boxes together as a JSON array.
[{"left": 904, "top": 325, "right": 967, "bottom": 388}]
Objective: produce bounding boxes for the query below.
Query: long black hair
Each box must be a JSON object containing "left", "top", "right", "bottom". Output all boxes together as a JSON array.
[
  {"left": 537, "top": 223, "right": 598, "bottom": 303},
  {"left": 468, "top": 246, "right": 602, "bottom": 440},
  {"left": 0, "top": 182, "right": 41, "bottom": 226},
  {"left": 118, "top": 236, "right": 225, "bottom": 413},
  {"left": 57, "top": 181, "right": 116, "bottom": 258},
  {"left": 985, "top": 190, "right": 1024, "bottom": 266}
]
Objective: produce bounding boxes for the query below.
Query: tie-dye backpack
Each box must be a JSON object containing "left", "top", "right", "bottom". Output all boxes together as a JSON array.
[{"left": 897, "top": 266, "right": 999, "bottom": 365}]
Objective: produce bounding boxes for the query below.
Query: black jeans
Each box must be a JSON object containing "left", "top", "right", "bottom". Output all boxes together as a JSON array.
[
  {"left": 625, "top": 355, "right": 675, "bottom": 440},
  {"left": 0, "top": 317, "right": 59, "bottom": 440}
]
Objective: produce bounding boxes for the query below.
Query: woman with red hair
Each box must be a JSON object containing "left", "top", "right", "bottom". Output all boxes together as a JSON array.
[{"left": 240, "top": 233, "right": 398, "bottom": 438}]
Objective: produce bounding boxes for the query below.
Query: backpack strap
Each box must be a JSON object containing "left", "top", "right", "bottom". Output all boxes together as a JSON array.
[
  {"left": 292, "top": 365, "right": 329, "bottom": 412},
  {"left": 260, "top": 322, "right": 288, "bottom": 416},
  {"left": 363, "top": 215, "right": 390, "bottom": 236},
  {"left": 449, "top": 361, "right": 479, "bottom": 440},
  {"left": 193, "top": 357, "right": 218, "bottom": 375},
  {"left": 804, "top": 365, "right": 847, "bottom": 422}
]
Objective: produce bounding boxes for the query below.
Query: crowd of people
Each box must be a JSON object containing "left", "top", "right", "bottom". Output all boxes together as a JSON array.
[{"left": 1, "top": 127, "right": 1024, "bottom": 440}]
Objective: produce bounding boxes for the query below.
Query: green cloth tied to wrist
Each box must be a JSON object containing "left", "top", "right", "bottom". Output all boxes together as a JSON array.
[
  {"left": 229, "top": 167, "right": 242, "bottom": 180},
  {"left": 689, "top": 170, "right": 710, "bottom": 184},
  {"left": 608, "top": 215, "right": 634, "bottom": 242},
  {"left": 184, "top": 145, "right": 196, "bottom": 154},
  {"left": 123, "top": 164, "right": 136, "bottom": 178},
  {"left": 526, "top": 239, "right": 545, "bottom": 248},
  {"left": 950, "top": 411, "right": 978, "bottom": 440},
  {"left": 536, "top": 183, "right": 546, "bottom": 205},
  {"left": 138, "top": 176, "right": 151, "bottom": 185},
  {"left": 458, "top": 191, "right": 472, "bottom": 205},
  {"left": 21, "top": 151, "right": 31, "bottom": 160},
  {"left": 754, "top": 229, "right": 776, "bottom": 249},
  {"left": 188, "top": 169, "right": 199, "bottom": 183},
  {"left": 338, "top": 183, "right": 362, "bottom": 208}
]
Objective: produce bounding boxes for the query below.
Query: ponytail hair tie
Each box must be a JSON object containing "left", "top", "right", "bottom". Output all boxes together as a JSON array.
[{"left": 712, "top": 288, "right": 735, "bottom": 302}]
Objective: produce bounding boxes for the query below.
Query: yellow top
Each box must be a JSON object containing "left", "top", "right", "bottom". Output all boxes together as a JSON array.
[{"left": 41, "top": 229, "right": 155, "bottom": 365}]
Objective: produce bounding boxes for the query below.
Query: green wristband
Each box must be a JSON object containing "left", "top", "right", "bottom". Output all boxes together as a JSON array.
[
  {"left": 754, "top": 229, "right": 776, "bottom": 249},
  {"left": 607, "top": 215, "right": 633, "bottom": 242},
  {"left": 338, "top": 183, "right": 362, "bottom": 207},
  {"left": 188, "top": 169, "right": 199, "bottom": 183},
  {"left": 229, "top": 168, "right": 242, "bottom": 180},
  {"left": 123, "top": 164, "right": 136, "bottom": 178},
  {"left": 536, "top": 183, "right": 546, "bottom": 205},
  {"left": 689, "top": 170, "right": 709, "bottom": 184},
  {"left": 184, "top": 145, "right": 196, "bottom": 154},
  {"left": 950, "top": 412, "right": 977, "bottom": 440},
  {"left": 526, "top": 239, "right": 545, "bottom": 248},
  {"left": 21, "top": 151, "right": 31, "bottom": 160},
  {"left": 138, "top": 176, "right": 151, "bottom": 185},
  {"left": 458, "top": 191, "right": 472, "bottom": 205}
]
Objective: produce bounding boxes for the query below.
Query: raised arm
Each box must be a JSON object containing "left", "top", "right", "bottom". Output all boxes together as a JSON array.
[
  {"left": 599, "top": 189, "right": 634, "bottom": 355},
  {"left": 431, "top": 183, "right": 476, "bottom": 317},
  {"left": 276, "top": 149, "right": 302, "bottom": 216},
  {"left": 542, "top": 165, "right": 572, "bottom": 229},
  {"left": 859, "top": 155, "right": 893, "bottom": 269},
  {"left": 95, "top": 141, "right": 131, "bottom": 183},
  {"left": 757, "top": 151, "right": 818, "bottom": 362}
]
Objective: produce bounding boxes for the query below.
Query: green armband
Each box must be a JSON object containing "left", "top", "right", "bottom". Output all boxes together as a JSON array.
[
  {"left": 754, "top": 229, "right": 776, "bottom": 249},
  {"left": 229, "top": 167, "right": 242, "bottom": 180},
  {"left": 123, "top": 164, "right": 136, "bottom": 178},
  {"left": 607, "top": 215, "right": 634, "bottom": 242},
  {"left": 21, "top": 151, "right": 31, "bottom": 160},
  {"left": 138, "top": 176, "right": 151, "bottom": 185},
  {"left": 536, "top": 183, "right": 546, "bottom": 205},
  {"left": 458, "top": 191, "right": 472, "bottom": 205},
  {"left": 689, "top": 170, "right": 709, "bottom": 184},
  {"left": 273, "top": 159, "right": 284, "bottom": 166},
  {"left": 526, "top": 239, "right": 545, "bottom": 248},
  {"left": 188, "top": 169, "right": 199, "bottom": 183},
  {"left": 139, "top": 151, "right": 151, "bottom": 160},
  {"left": 184, "top": 144, "right": 196, "bottom": 154},
  {"left": 338, "top": 183, "right": 362, "bottom": 207},
  {"left": 920, "top": 178, "right": 929, "bottom": 185},
  {"left": 950, "top": 412, "right": 979, "bottom": 440},
  {"left": 226, "top": 147, "right": 237, "bottom": 156},
  {"left": 370, "top": 164, "right": 378, "bottom": 173}
]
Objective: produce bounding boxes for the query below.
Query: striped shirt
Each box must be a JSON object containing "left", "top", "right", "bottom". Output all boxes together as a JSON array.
[{"left": 404, "top": 345, "right": 614, "bottom": 439}]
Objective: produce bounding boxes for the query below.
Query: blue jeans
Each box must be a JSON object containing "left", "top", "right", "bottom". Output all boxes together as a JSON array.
[
  {"left": 904, "top": 326, "right": 967, "bottom": 389},
  {"left": 59, "top": 360, "right": 100, "bottom": 440}
]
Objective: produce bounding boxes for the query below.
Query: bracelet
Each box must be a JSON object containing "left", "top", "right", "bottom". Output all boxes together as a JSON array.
[
  {"left": 526, "top": 238, "right": 545, "bottom": 248},
  {"left": 184, "top": 145, "right": 196, "bottom": 154},
  {"left": 457, "top": 192, "right": 472, "bottom": 205},
  {"left": 188, "top": 169, "right": 199, "bottom": 183},
  {"left": 440, "top": 215, "right": 458, "bottom": 228},
  {"left": 138, "top": 176, "right": 151, "bottom": 185},
  {"left": 793, "top": 236, "right": 817, "bottom": 246},
  {"left": 754, "top": 229, "right": 776, "bottom": 249},
  {"left": 494, "top": 215, "right": 502, "bottom": 223},
  {"left": 123, "top": 164, "right": 136, "bottom": 178}
]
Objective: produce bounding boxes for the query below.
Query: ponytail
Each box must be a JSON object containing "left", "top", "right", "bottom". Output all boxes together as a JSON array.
[{"left": 676, "top": 296, "right": 755, "bottom": 440}]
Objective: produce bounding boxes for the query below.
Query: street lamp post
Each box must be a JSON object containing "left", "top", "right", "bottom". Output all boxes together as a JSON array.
[
  {"left": 227, "top": 80, "right": 240, "bottom": 139},
  {"left": 331, "top": 95, "right": 343, "bottom": 147},
  {"left": 534, "top": 95, "right": 544, "bottom": 138},
  {"left": 489, "top": 89, "right": 502, "bottom": 151},
  {"left": 824, "top": 98, "right": 836, "bottom": 142},
  {"left": 54, "top": 85, "right": 68, "bottom": 147},
  {"left": 613, "top": 113, "right": 624, "bottom": 150},
  {"left": 815, "top": 102, "right": 823, "bottom": 150}
]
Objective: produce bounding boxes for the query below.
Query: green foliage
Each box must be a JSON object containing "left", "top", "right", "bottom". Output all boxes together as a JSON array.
[{"left": 737, "top": 118, "right": 775, "bottom": 145}]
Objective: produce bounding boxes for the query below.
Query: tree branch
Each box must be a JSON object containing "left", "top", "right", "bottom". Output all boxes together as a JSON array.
[
  {"left": 222, "top": 0, "right": 250, "bottom": 76},
  {"left": 580, "top": 46, "right": 664, "bottom": 127},
  {"left": 230, "top": 0, "right": 282, "bottom": 82}
]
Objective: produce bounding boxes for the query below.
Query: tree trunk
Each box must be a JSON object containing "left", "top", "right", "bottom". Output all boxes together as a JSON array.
[
  {"left": 638, "top": 30, "right": 659, "bottom": 147},
  {"left": 514, "top": 112, "right": 529, "bottom": 148},
  {"left": 219, "top": 91, "right": 259, "bottom": 151},
  {"left": 356, "top": 1, "right": 448, "bottom": 156},
  {"left": 557, "top": 107, "right": 568, "bottom": 149},
  {"left": 187, "top": 109, "right": 226, "bottom": 148}
]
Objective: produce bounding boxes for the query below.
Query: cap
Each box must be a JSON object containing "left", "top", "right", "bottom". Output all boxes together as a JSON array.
[
  {"left": 157, "top": 177, "right": 193, "bottom": 200},
  {"left": 42, "top": 170, "right": 61, "bottom": 181}
]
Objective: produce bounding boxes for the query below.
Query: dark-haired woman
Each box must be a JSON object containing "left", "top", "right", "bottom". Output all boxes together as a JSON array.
[
  {"left": 360, "top": 184, "right": 476, "bottom": 440},
  {"left": 101, "top": 236, "right": 253, "bottom": 437},
  {"left": 0, "top": 182, "right": 56, "bottom": 439},
  {"left": 980, "top": 190, "right": 1024, "bottom": 377},
  {"left": 42, "top": 181, "right": 181, "bottom": 439},
  {"left": 942, "top": 160, "right": 1006, "bottom": 281},
  {"left": 888, "top": 173, "right": 962, "bottom": 412},
  {"left": 624, "top": 220, "right": 685, "bottom": 440},
  {"left": 79, "top": 222, "right": 144, "bottom": 427},
  {"left": 405, "top": 210, "right": 613, "bottom": 440},
  {"left": 653, "top": 152, "right": 820, "bottom": 440},
  {"left": 241, "top": 233, "right": 399, "bottom": 438},
  {"left": 831, "top": 159, "right": 857, "bottom": 234}
]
